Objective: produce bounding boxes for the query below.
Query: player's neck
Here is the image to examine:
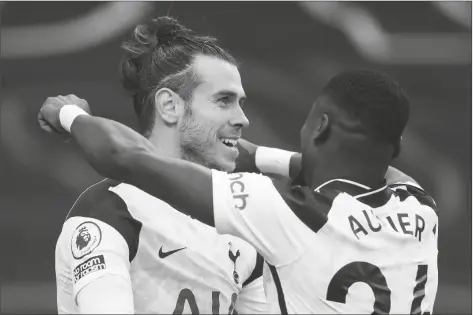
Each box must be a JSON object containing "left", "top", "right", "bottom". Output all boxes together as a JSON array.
[
  {"left": 148, "top": 127, "right": 181, "bottom": 159},
  {"left": 310, "top": 165, "right": 387, "bottom": 191},
  {"left": 309, "top": 143, "right": 391, "bottom": 190}
]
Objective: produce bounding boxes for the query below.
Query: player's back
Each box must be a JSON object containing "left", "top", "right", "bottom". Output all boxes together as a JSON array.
[
  {"left": 55, "top": 179, "right": 265, "bottom": 314},
  {"left": 270, "top": 181, "right": 438, "bottom": 314},
  {"left": 211, "top": 172, "right": 439, "bottom": 314}
]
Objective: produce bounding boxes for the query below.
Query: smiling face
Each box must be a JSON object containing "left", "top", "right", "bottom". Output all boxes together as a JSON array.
[{"left": 177, "top": 54, "right": 249, "bottom": 171}]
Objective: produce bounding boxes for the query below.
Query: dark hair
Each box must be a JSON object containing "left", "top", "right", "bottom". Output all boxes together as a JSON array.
[
  {"left": 120, "top": 16, "right": 237, "bottom": 136},
  {"left": 321, "top": 69, "right": 410, "bottom": 157}
]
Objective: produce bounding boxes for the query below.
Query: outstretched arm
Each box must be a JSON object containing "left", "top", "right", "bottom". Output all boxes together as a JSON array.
[
  {"left": 72, "top": 114, "right": 414, "bottom": 209},
  {"left": 71, "top": 116, "right": 310, "bottom": 266},
  {"left": 39, "top": 98, "right": 310, "bottom": 266},
  {"left": 37, "top": 95, "right": 217, "bottom": 227},
  {"left": 70, "top": 114, "right": 217, "bottom": 226}
]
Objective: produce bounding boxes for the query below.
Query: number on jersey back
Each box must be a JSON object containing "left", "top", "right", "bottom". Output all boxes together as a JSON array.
[{"left": 211, "top": 171, "right": 438, "bottom": 314}]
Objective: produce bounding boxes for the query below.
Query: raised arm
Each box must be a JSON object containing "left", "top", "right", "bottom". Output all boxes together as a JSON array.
[
  {"left": 38, "top": 96, "right": 312, "bottom": 266},
  {"left": 75, "top": 115, "right": 216, "bottom": 226},
  {"left": 38, "top": 96, "right": 216, "bottom": 226}
]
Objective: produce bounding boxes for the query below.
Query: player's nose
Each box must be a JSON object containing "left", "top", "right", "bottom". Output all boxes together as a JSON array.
[{"left": 229, "top": 105, "right": 249, "bottom": 129}]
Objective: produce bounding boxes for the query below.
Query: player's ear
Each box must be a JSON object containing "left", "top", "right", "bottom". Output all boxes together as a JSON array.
[
  {"left": 154, "top": 88, "right": 182, "bottom": 125},
  {"left": 313, "top": 113, "right": 330, "bottom": 144}
]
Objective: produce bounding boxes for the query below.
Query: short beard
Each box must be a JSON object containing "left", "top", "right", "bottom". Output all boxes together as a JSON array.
[{"left": 178, "top": 106, "right": 227, "bottom": 171}]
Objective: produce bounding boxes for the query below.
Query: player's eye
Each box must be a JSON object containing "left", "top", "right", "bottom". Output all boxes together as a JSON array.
[{"left": 217, "top": 96, "right": 231, "bottom": 105}]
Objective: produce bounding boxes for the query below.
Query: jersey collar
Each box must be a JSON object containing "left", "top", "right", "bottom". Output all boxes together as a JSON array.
[{"left": 314, "top": 179, "right": 392, "bottom": 208}]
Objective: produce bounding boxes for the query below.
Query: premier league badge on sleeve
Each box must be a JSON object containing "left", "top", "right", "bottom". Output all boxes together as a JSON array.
[{"left": 71, "top": 221, "right": 102, "bottom": 259}]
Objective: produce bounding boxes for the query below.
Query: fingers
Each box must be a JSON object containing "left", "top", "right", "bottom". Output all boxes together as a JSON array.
[
  {"left": 38, "top": 111, "right": 54, "bottom": 133},
  {"left": 43, "top": 96, "right": 59, "bottom": 107},
  {"left": 38, "top": 118, "right": 55, "bottom": 133},
  {"left": 59, "top": 95, "right": 90, "bottom": 112},
  {"left": 40, "top": 94, "right": 85, "bottom": 136},
  {"left": 57, "top": 95, "right": 70, "bottom": 104},
  {"left": 45, "top": 94, "right": 77, "bottom": 105},
  {"left": 63, "top": 94, "right": 82, "bottom": 104},
  {"left": 38, "top": 111, "right": 65, "bottom": 135},
  {"left": 39, "top": 123, "right": 55, "bottom": 133},
  {"left": 45, "top": 94, "right": 87, "bottom": 106},
  {"left": 40, "top": 94, "right": 91, "bottom": 133},
  {"left": 69, "top": 94, "right": 83, "bottom": 103}
]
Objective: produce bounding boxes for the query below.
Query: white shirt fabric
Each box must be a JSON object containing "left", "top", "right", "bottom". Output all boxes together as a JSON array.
[
  {"left": 212, "top": 171, "right": 438, "bottom": 314},
  {"left": 56, "top": 179, "right": 267, "bottom": 314}
]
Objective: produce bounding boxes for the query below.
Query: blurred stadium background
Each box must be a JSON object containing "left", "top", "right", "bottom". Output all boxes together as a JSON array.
[{"left": 0, "top": 1, "right": 471, "bottom": 313}]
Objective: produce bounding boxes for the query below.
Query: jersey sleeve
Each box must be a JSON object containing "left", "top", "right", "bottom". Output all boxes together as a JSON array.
[
  {"left": 211, "top": 171, "right": 309, "bottom": 266},
  {"left": 57, "top": 180, "right": 142, "bottom": 303},
  {"left": 59, "top": 217, "right": 132, "bottom": 301},
  {"left": 76, "top": 271, "right": 135, "bottom": 313}
]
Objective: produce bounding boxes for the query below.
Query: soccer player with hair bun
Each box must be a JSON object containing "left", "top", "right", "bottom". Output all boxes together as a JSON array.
[{"left": 50, "top": 16, "right": 267, "bottom": 314}]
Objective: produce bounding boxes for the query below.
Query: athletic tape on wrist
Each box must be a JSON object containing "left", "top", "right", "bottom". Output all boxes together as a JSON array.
[
  {"left": 255, "top": 146, "right": 295, "bottom": 177},
  {"left": 59, "top": 104, "right": 89, "bottom": 133}
]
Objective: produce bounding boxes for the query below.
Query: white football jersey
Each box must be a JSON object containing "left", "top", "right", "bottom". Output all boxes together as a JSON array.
[
  {"left": 212, "top": 171, "right": 439, "bottom": 314},
  {"left": 55, "top": 179, "right": 266, "bottom": 314}
]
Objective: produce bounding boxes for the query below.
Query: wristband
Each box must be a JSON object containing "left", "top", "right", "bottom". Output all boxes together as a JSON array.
[
  {"left": 59, "top": 104, "right": 89, "bottom": 133},
  {"left": 255, "top": 146, "right": 295, "bottom": 178}
]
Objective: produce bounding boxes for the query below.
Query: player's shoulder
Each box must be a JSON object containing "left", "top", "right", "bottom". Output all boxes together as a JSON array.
[
  {"left": 67, "top": 179, "right": 131, "bottom": 220},
  {"left": 389, "top": 181, "right": 438, "bottom": 215},
  {"left": 213, "top": 171, "right": 339, "bottom": 232},
  {"left": 65, "top": 179, "right": 142, "bottom": 260},
  {"left": 270, "top": 177, "right": 340, "bottom": 233}
]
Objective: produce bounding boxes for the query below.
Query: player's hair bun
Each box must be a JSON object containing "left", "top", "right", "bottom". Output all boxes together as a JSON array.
[
  {"left": 148, "top": 16, "right": 192, "bottom": 46},
  {"left": 122, "top": 16, "right": 191, "bottom": 61},
  {"left": 120, "top": 17, "right": 194, "bottom": 113},
  {"left": 119, "top": 16, "right": 236, "bottom": 136}
]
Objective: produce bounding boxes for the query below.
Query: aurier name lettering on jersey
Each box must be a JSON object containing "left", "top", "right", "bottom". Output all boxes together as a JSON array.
[
  {"left": 212, "top": 171, "right": 439, "bottom": 314},
  {"left": 348, "top": 209, "right": 426, "bottom": 241},
  {"left": 345, "top": 182, "right": 436, "bottom": 243},
  {"left": 56, "top": 179, "right": 267, "bottom": 314}
]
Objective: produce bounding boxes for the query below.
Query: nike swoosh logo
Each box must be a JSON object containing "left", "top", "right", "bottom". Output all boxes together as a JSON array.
[{"left": 159, "top": 246, "right": 186, "bottom": 259}]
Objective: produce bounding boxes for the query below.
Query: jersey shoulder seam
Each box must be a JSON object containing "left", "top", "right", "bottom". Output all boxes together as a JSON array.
[{"left": 66, "top": 179, "right": 142, "bottom": 261}]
